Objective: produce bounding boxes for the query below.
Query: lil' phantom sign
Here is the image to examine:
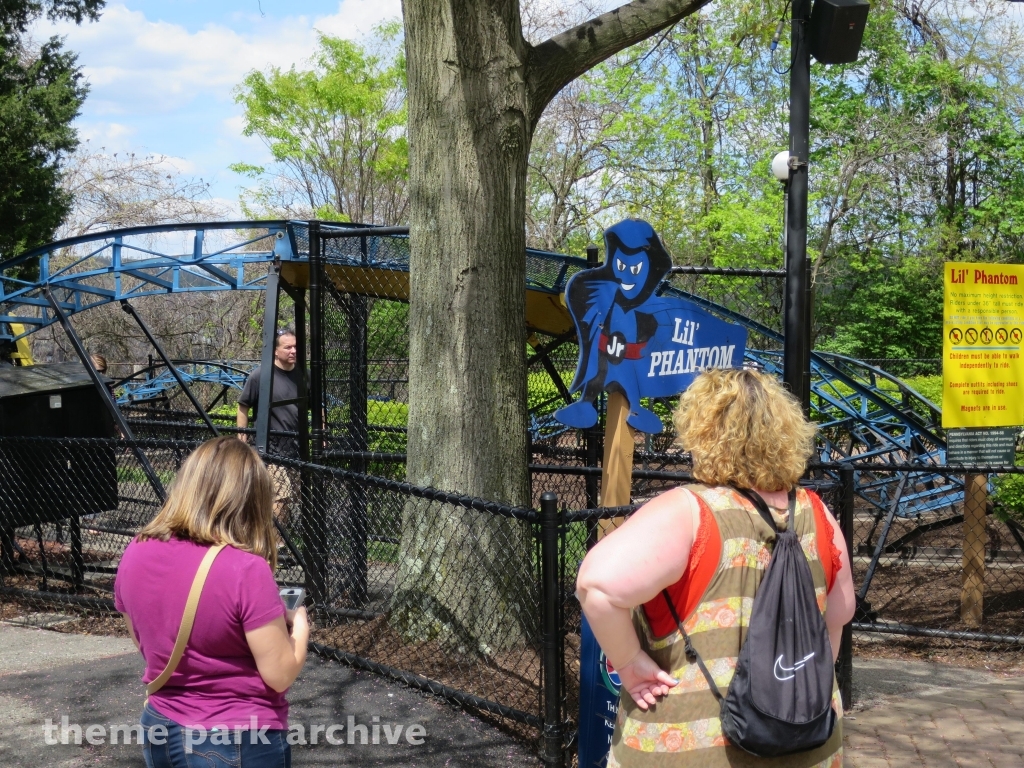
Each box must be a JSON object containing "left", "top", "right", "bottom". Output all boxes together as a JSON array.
[{"left": 555, "top": 219, "right": 748, "bottom": 434}]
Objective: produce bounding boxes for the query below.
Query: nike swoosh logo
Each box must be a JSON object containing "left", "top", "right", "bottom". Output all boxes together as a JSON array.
[{"left": 773, "top": 652, "right": 815, "bottom": 681}]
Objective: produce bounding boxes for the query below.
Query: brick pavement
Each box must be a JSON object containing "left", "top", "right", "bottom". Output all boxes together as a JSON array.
[{"left": 844, "top": 673, "right": 1024, "bottom": 767}]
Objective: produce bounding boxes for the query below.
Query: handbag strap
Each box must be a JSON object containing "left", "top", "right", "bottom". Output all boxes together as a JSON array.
[
  {"left": 146, "top": 543, "right": 226, "bottom": 698},
  {"left": 660, "top": 587, "right": 725, "bottom": 702}
]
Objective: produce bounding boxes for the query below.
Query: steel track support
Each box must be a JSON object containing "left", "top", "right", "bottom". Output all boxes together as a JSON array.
[
  {"left": 255, "top": 263, "right": 282, "bottom": 453},
  {"left": 119, "top": 300, "right": 219, "bottom": 437},
  {"left": 44, "top": 288, "right": 166, "bottom": 504}
]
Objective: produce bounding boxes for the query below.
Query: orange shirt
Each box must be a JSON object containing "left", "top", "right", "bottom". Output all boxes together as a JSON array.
[{"left": 642, "top": 489, "right": 842, "bottom": 638}]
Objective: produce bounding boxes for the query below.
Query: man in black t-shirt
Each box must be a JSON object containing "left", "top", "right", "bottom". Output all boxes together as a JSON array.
[{"left": 237, "top": 329, "right": 303, "bottom": 529}]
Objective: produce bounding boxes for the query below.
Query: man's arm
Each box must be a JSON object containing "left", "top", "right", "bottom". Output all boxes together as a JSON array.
[
  {"left": 237, "top": 370, "right": 259, "bottom": 442},
  {"left": 237, "top": 404, "right": 250, "bottom": 441}
]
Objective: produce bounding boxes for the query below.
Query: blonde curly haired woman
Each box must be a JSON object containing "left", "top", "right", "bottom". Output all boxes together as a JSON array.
[
  {"left": 116, "top": 437, "right": 309, "bottom": 768},
  {"left": 577, "top": 368, "right": 855, "bottom": 767}
]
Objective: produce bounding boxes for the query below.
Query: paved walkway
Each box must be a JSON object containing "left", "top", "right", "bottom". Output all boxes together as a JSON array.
[
  {"left": 0, "top": 621, "right": 536, "bottom": 767},
  {"left": 845, "top": 657, "right": 1024, "bottom": 768},
  {"left": 1, "top": 619, "right": 1023, "bottom": 766}
]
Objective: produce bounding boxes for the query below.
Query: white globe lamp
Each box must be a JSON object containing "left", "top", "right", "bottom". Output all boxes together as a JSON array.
[{"left": 771, "top": 150, "right": 791, "bottom": 184}]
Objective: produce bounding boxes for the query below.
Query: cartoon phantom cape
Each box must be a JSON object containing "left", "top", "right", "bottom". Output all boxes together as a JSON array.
[{"left": 555, "top": 219, "right": 748, "bottom": 434}]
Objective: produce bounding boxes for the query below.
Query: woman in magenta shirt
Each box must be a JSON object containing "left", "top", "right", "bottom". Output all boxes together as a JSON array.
[{"left": 115, "top": 437, "right": 309, "bottom": 768}]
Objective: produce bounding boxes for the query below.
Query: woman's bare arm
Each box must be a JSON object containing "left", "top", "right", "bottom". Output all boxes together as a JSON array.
[
  {"left": 576, "top": 487, "right": 699, "bottom": 708},
  {"left": 823, "top": 510, "right": 855, "bottom": 661},
  {"left": 245, "top": 607, "right": 310, "bottom": 692}
]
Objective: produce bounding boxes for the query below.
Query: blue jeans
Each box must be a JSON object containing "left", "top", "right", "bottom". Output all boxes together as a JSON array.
[{"left": 140, "top": 703, "right": 291, "bottom": 768}]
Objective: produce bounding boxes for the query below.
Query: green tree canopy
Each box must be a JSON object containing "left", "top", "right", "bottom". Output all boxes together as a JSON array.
[
  {"left": 0, "top": 0, "right": 101, "bottom": 264},
  {"left": 524, "top": 0, "right": 1024, "bottom": 360},
  {"left": 233, "top": 27, "right": 408, "bottom": 225}
]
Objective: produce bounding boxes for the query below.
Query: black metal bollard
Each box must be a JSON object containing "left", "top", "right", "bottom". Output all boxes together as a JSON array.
[
  {"left": 540, "top": 491, "right": 565, "bottom": 767},
  {"left": 305, "top": 220, "right": 329, "bottom": 608}
]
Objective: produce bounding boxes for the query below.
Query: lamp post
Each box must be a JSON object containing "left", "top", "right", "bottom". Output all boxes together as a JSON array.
[{"left": 783, "top": 0, "right": 812, "bottom": 414}]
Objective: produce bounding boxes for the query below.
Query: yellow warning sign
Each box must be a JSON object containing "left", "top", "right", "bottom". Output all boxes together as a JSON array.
[{"left": 943, "top": 263, "right": 1024, "bottom": 428}]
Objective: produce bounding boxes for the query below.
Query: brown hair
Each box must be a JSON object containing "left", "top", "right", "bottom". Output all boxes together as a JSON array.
[
  {"left": 137, "top": 437, "right": 277, "bottom": 568},
  {"left": 672, "top": 368, "right": 816, "bottom": 491}
]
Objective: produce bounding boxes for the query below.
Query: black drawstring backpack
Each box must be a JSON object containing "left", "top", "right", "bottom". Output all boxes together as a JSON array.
[{"left": 661, "top": 486, "right": 836, "bottom": 757}]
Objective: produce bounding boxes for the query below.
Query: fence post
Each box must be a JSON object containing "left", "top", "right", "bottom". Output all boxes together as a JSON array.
[
  {"left": 346, "top": 239, "right": 370, "bottom": 607},
  {"left": 540, "top": 491, "right": 565, "bottom": 768},
  {"left": 838, "top": 466, "right": 855, "bottom": 710},
  {"left": 305, "top": 220, "right": 329, "bottom": 609},
  {"left": 254, "top": 264, "right": 281, "bottom": 453}
]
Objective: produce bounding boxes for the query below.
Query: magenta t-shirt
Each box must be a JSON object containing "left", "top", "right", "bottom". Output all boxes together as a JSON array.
[{"left": 114, "top": 537, "right": 288, "bottom": 729}]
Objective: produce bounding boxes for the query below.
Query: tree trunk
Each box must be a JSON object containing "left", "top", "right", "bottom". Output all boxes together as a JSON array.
[
  {"left": 394, "top": 0, "right": 535, "bottom": 652},
  {"left": 393, "top": 0, "right": 710, "bottom": 653}
]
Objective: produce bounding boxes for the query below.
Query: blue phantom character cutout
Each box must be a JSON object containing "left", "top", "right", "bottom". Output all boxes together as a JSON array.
[{"left": 555, "top": 219, "right": 748, "bottom": 434}]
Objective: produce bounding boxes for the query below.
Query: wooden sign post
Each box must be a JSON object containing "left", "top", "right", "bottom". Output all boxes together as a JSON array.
[
  {"left": 598, "top": 392, "right": 635, "bottom": 538},
  {"left": 961, "top": 473, "right": 988, "bottom": 627}
]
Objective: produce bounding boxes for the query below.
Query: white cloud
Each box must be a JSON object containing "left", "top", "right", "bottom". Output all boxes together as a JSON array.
[
  {"left": 34, "top": 1, "right": 402, "bottom": 115},
  {"left": 26, "top": 1, "right": 401, "bottom": 203},
  {"left": 151, "top": 155, "right": 199, "bottom": 175},
  {"left": 209, "top": 196, "right": 245, "bottom": 220},
  {"left": 76, "top": 122, "right": 137, "bottom": 152},
  {"left": 315, "top": 0, "right": 402, "bottom": 38}
]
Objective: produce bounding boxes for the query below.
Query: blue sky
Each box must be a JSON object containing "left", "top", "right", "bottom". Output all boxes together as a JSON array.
[{"left": 33, "top": 1, "right": 404, "bottom": 212}]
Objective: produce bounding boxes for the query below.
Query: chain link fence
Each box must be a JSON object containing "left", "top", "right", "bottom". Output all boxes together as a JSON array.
[
  {"left": 827, "top": 463, "right": 1024, "bottom": 647},
  {"left": 4, "top": 445, "right": 1024, "bottom": 763},
  {"left": 6, "top": 221, "right": 1024, "bottom": 763},
  {"left": 0, "top": 435, "right": 559, "bottom": 751},
  {"left": 314, "top": 231, "right": 410, "bottom": 479}
]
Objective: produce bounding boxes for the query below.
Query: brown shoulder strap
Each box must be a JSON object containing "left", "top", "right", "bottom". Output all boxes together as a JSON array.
[{"left": 146, "top": 544, "right": 226, "bottom": 698}]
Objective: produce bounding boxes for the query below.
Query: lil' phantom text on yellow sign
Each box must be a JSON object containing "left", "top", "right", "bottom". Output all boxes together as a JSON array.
[{"left": 943, "top": 262, "right": 1024, "bottom": 428}]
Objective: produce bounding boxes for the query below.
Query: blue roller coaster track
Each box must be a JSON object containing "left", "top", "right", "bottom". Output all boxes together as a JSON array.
[{"left": 1, "top": 220, "right": 955, "bottom": 519}]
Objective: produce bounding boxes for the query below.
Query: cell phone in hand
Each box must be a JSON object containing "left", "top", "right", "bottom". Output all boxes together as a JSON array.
[{"left": 279, "top": 587, "right": 305, "bottom": 612}]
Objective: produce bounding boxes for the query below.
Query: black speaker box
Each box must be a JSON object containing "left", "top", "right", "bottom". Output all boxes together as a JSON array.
[{"left": 809, "top": 0, "right": 870, "bottom": 65}]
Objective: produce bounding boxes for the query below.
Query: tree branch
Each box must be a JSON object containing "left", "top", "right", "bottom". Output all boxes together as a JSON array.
[{"left": 526, "top": 0, "right": 712, "bottom": 124}]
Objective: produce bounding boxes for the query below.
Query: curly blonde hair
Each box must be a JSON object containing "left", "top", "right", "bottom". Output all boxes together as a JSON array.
[{"left": 672, "top": 368, "right": 816, "bottom": 491}]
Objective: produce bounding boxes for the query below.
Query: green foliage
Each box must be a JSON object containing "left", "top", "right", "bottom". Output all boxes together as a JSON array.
[
  {"left": 117, "top": 465, "right": 176, "bottom": 486},
  {"left": 368, "top": 299, "right": 408, "bottom": 360},
  {"left": 1, "top": 1, "right": 103, "bottom": 34},
  {"left": 808, "top": 1, "right": 1024, "bottom": 348},
  {"left": 526, "top": 1, "right": 1024, "bottom": 357},
  {"left": 0, "top": 0, "right": 98, "bottom": 266},
  {"left": 369, "top": 399, "right": 407, "bottom": 427},
  {"left": 902, "top": 375, "right": 942, "bottom": 406},
  {"left": 527, "top": 368, "right": 572, "bottom": 413},
  {"left": 233, "top": 26, "right": 407, "bottom": 223},
  {"left": 815, "top": 253, "right": 945, "bottom": 359},
  {"left": 992, "top": 471, "right": 1024, "bottom": 526},
  {"left": 209, "top": 402, "right": 238, "bottom": 419},
  {"left": 555, "top": 4, "right": 789, "bottom": 267},
  {"left": 367, "top": 539, "right": 398, "bottom": 564}
]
